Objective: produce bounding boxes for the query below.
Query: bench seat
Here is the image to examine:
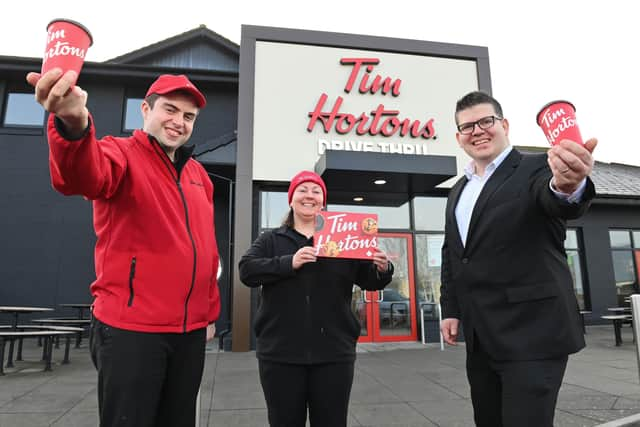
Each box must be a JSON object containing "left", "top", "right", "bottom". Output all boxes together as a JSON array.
[{"left": 0, "top": 328, "right": 83, "bottom": 375}]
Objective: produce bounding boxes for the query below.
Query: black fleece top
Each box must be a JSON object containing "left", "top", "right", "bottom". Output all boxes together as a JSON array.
[{"left": 239, "top": 225, "right": 394, "bottom": 364}]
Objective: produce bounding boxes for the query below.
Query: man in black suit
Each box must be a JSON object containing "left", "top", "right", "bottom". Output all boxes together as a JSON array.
[{"left": 440, "top": 91, "right": 597, "bottom": 427}]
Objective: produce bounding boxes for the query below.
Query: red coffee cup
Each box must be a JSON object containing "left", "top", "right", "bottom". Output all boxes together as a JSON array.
[
  {"left": 41, "top": 19, "right": 93, "bottom": 85},
  {"left": 536, "top": 100, "right": 583, "bottom": 146}
]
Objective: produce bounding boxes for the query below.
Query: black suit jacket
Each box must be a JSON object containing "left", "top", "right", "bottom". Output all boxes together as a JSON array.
[{"left": 440, "top": 149, "right": 595, "bottom": 361}]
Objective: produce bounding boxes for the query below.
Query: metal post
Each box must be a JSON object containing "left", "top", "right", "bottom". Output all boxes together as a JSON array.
[
  {"left": 420, "top": 307, "right": 425, "bottom": 345},
  {"left": 195, "top": 388, "right": 201, "bottom": 427},
  {"left": 631, "top": 295, "right": 640, "bottom": 383},
  {"left": 438, "top": 303, "right": 444, "bottom": 351}
]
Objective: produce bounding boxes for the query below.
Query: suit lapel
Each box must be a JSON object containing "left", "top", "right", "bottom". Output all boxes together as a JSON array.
[
  {"left": 447, "top": 176, "right": 468, "bottom": 252},
  {"left": 465, "top": 149, "right": 522, "bottom": 246}
]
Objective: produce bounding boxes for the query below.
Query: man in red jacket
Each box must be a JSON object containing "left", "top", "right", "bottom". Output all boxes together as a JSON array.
[{"left": 27, "top": 69, "right": 221, "bottom": 427}]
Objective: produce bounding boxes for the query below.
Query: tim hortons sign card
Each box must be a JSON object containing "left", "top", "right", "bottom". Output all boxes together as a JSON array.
[{"left": 313, "top": 211, "right": 378, "bottom": 260}]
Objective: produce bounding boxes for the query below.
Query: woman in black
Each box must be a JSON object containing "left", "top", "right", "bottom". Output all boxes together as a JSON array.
[{"left": 239, "top": 170, "right": 393, "bottom": 427}]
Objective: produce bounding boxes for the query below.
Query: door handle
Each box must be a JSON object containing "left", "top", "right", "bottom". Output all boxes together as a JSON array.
[
  {"left": 376, "top": 291, "right": 383, "bottom": 302},
  {"left": 363, "top": 291, "right": 371, "bottom": 303}
]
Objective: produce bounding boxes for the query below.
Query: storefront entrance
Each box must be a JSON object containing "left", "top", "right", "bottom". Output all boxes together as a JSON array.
[{"left": 352, "top": 233, "right": 418, "bottom": 342}]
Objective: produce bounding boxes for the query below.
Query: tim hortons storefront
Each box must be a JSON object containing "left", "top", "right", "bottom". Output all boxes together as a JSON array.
[{"left": 229, "top": 25, "right": 491, "bottom": 351}]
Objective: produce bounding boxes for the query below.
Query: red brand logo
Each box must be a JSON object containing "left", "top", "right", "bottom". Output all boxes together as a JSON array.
[{"left": 307, "top": 58, "right": 437, "bottom": 140}]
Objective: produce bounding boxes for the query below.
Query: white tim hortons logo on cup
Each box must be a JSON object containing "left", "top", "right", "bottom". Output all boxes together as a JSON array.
[
  {"left": 536, "top": 100, "right": 583, "bottom": 146},
  {"left": 43, "top": 29, "right": 88, "bottom": 65}
]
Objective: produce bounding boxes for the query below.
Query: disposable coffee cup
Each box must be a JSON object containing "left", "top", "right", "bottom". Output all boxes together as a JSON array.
[
  {"left": 41, "top": 19, "right": 93, "bottom": 85},
  {"left": 536, "top": 100, "right": 584, "bottom": 146}
]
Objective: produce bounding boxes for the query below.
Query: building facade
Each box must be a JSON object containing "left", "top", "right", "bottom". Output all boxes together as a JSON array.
[{"left": 1, "top": 26, "right": 638, "bottom": 352}]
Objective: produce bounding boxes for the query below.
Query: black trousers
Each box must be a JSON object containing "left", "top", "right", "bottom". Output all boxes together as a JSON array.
[
  {"left": 466, "top": 339, "right": 568, "bottom": 427},
  {"left": 90, "top": 317, "right": 206, "bottom": 427},
  {"left": 258, "top": 359, "right": 355, "bottom": 427}
]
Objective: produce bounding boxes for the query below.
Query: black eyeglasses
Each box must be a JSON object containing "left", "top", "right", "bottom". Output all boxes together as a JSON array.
[{"left": 457, "top": 115, "right": 503, "bottom": 134}]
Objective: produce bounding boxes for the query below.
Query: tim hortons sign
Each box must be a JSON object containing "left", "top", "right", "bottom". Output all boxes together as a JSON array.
[{"left": 307, "top": 58, "right": 437, "bottom": 156}]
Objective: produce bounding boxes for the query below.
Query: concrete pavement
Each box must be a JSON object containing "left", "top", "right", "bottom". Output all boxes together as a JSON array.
[{"left": 1, "top": 324, "right": 639, "bottom": 426}]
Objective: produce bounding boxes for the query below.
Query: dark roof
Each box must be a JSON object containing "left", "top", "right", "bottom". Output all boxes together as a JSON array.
[
  {"left": 591, "top": 162, "right": 640, "bottom": 198},
  {"left": 516, "top": 145, "right": 640, "bottom": 199},
  {"left": 106, "top": 26, "right": 239, "bottom": 73},
  {"left": 108, "top": 25, "right": 238, "bottom": 62}
]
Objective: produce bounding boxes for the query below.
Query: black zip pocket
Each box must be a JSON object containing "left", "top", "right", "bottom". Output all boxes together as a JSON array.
[{"left": 127, "top": 257, "right": 137, "bottom": 306}]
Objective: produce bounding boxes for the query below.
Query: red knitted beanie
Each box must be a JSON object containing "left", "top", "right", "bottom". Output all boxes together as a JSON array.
[{"left": 287, "top": 171, "right": 327, "bottom": 206}]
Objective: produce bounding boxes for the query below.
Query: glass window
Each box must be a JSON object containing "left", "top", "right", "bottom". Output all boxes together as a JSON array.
[
  {"left": 259, "top": 191, "right": 411, "bottom": 230},
  {"left": 609, "top": 229, "right": 639, "bottom": 306},
  {"left": 611, "top": 251, "right": 635, "bottom": 285},
  {"left": 633, "top": 231, "right": 640, "bottom": 249},
  {"left": 123, "top": 98, "right": 143, "bottom": 131},
  {"left": 260, "top": 191, "right": 288, "bottom": 230},
  {"left": 413, "top": 197, "right": 446, "bottom": 231},
  {"left": 565, "top": 229, "right": 579, "bottom": 249},
  {"left": 327, "top": 202, "right": 410, "bottom": 229},
  {"left": 565, "top": 229, "right": 586, "bottom": 309},
  {"left": 3, "top": 93, "right": 45, "bottom": 127},
  {"left": 610, "top": 230, "right": 631, "bottom": 249},
  {"left": 414, "top": 233, "right": 444, "bottom": 319}
]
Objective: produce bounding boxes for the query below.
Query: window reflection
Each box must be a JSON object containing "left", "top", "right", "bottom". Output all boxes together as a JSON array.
[
  {"left": 260, "top": 191, "right": 288, "bottom": 229},
  {"left": 414, "top": 234, "right": 443, "bottom": 318},
  {"left": 413, "top": 197, "right": 446, "bottom": 231},
  {"left": 565, "top": 229, "right": 586, "bottom": 309},
  {"left": 327, "top": 203, "right": 409, "bottom": 229},
  {"left": 377, "top": 236, "right": 412, "bottom": 336},
  {"left": 610, "top": 230, "right": 632, "bottom": 249},
  {"left": 124, "top": 98, "right": 144, "bottom": 132},
  {"left": 608, "top": 229, "right": 639, "bottom": 306},
  {"left": 3, "top": 93, "right": 45, "bottom": 127},
  {"left": 258, "top": 191, "right": 411, "bottom": 230}
]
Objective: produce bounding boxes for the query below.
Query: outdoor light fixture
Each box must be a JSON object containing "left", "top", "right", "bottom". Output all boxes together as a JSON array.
[
  {"left": 373, "top": 179, "right": 386, "bottom": 185},
  {"left": 353, "top": 197, "right": 364, "bottom": 202}
]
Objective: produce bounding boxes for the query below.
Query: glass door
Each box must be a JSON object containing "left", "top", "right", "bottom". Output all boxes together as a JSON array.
[{"left": 353, "top": 233, "right": 418, "bottom": 342}]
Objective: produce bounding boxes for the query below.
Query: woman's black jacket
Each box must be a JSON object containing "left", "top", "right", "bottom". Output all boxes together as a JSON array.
[{"left": 239, "top": 225, "right": 394, "bottom": 364}]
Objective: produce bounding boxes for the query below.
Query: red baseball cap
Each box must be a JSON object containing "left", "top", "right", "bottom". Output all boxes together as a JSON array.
[
  {"left": 288, "top": 171, "right": 327, "bottom": 206},
  {"left": 145, "top": 74, "right": 206, "bottom": 108}
]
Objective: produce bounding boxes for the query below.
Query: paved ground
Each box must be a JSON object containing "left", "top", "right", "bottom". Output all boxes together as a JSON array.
[{"left": 0, "top": 324, "right": 639, "bottom": 426}]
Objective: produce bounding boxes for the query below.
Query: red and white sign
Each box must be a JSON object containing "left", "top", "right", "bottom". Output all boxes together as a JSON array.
[
  {"left": 252, "top": 41, "right": 480, "bottom": 183},
  {"left": 313, "top": 211, "right": 378, "bottom": 260}
]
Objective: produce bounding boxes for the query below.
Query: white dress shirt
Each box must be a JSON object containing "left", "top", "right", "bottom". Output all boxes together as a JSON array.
[{"left": 455, "top": 146, "right": 586, "bottom": 246}]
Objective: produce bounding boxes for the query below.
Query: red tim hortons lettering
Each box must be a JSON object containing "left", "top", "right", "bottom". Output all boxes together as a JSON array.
[
  {"left": 307, "top": 94, "right": 436, "bottom": 139},
  {"left": 340, "top": 58, "right": 401, "bottom": 96}
]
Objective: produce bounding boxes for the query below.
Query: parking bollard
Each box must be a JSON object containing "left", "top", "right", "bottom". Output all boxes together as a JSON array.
[{"left": 631, "top": 295, "right": 640, "bottom": 383}]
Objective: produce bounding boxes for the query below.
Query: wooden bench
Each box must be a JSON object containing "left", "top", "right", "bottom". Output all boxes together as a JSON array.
[
  {"left": 0, "top": 326, "right": 84, "bottom": 375},
  {"left": 601, "top": 315, "right": 633, "bottom": 346}
]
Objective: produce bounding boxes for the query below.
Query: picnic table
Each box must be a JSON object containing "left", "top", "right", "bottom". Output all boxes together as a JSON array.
[
  {"left": 0, "top": 326, "right": 83, "bottom": 375},
  {"left": 0, "top": 306, "right": 54, "bottom": 328},
  {"left": 579, "top": 310, "right": 591, "bottom": 333},
  {"left": 607, "top": 307, "right": 632, "bottom": 314},
  {"left": 31, "top": 318, "right": 91, "bottom": 348},
  {"left": 59, "top": 303, "right": 92, "bottom": 320},
  {"left": 0, "top": 306, "right": 54, "bottom": 368},
  {"left": 601, "top": 314, "right": 633, "bottom": 346}
]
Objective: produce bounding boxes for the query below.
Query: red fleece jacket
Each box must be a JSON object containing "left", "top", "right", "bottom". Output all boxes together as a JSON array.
[{"left": 47, "top": 114, "right": 220, "bottom": 333}]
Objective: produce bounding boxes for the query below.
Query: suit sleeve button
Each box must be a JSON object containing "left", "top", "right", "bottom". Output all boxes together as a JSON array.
[{"left": 462, "top": 258, "right": 469, "bottom": 264}]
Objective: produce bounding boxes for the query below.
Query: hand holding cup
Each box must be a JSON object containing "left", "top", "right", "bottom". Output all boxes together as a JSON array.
[
  {"left": 536, "top": 100, "right": 583, "bottom": 146},
  {"left": 41, "top": 19, "right": 92, "bottom": 86},
  {"left": 26, "top": 69, "right": 89, "bottom": 137},
  {"left": 547, "top": 138, "right": 597, "bottom": 194},
  {"left": 25, "top": 19, "right": 93, "bottom": 137}
]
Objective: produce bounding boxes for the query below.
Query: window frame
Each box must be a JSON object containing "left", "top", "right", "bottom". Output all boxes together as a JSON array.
[
  {"left": 608, "top": 228, "right": 640, "bottom": 306},
  {"left": 565, "top": 228, "right": 589, "bottom": 310},
  {"left": 2, "top": 91, "right": 46, "bottom": 130},
  {"left": 122, "top": 97, "right": 144, "bottom": 133}
]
